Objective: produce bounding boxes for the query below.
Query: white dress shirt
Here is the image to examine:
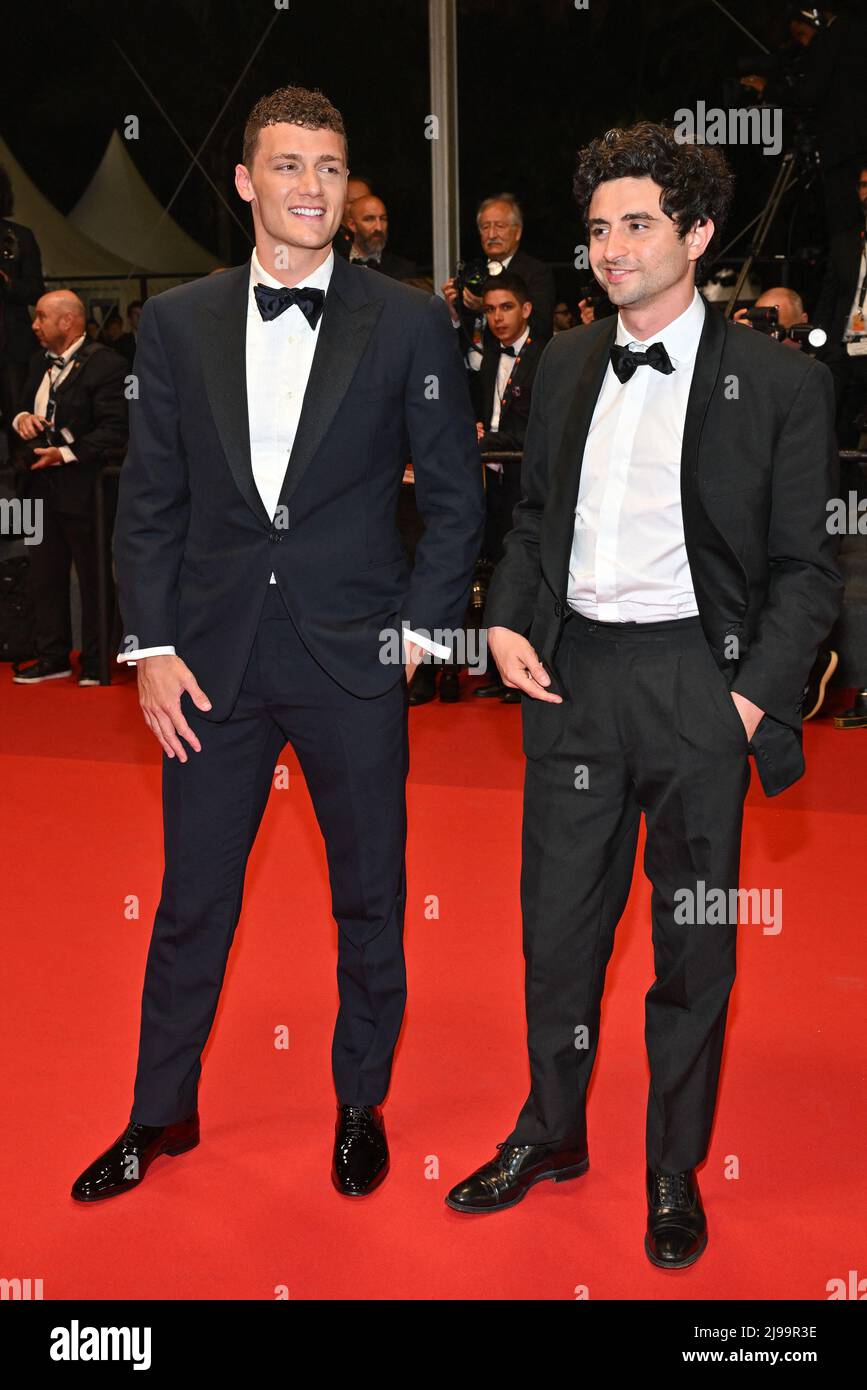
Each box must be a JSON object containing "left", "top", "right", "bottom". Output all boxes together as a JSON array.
[
  {"left": 120, "top": 249, "right": 446, "bottom": 663},
  {"left": 13, "top": 333, "right": 87, "bottom": 463},
  {"left": 566, "top": 288, "right": 704, "bottom": 622}
]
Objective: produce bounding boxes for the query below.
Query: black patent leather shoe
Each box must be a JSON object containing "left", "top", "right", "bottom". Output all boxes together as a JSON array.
[
  {"left": 12, "top": 658, "right": 72, "bottom": 684},
  {"left": 71, "top": 1111, "right": 200, "bottom": 1202},
  {"left": 445, "top": 1141, "right": 589, "bottom": 1213},
  {"left": 645, "top": 1166, "right": 707, "bottom": 1268},
  {"left": 332, "top": 1105, "right": 389, "bottom": 1196}
]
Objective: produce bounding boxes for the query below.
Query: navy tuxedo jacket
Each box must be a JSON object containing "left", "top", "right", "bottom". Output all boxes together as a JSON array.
[{"left": 114, "top": 254, "right": 485, "bottom": 715}]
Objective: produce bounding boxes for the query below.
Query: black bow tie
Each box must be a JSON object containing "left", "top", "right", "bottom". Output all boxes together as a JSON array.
[
  {"left": 45, "top": 353, "right": 65, "bottom": 368},
  {"left": 500, "top": 344, "right": 517, "bottom": 357},
  {"left": 610, "top": 341, "right": 674, "bottom": 383},
  {"left": 254, "top": 282, "right": 326, "bottom": 329}
]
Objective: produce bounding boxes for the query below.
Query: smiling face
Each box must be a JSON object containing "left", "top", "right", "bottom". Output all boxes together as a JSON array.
[
  {"left": 587, "top": 175, "right": 712, "bottom": 317},
  {"left": 235, "top": 122, "right": 347, "bottom": 260}
]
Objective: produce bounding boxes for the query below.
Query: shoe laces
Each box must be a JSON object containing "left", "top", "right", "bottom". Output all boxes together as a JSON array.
[
  {"left": 654, "top": 1170, "right": 689, "bottom": 1208},
  {"left": 342, "top": 1106, "right": 372, "bottom": 1138}
]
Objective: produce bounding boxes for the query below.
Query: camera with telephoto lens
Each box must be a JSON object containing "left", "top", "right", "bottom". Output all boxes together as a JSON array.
[
  {"left": 743, "top": 305, "right": 826, "bottom": 352},
  {"left": 455, "top": 257, "right": 502, "bottom": 307}
]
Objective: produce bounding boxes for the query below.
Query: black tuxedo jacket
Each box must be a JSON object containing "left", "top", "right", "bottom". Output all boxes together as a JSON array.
[
  {"left": 476, "top": 335, "right": 543, "bottom": 455},
  {"left": 17, "top": 341, "right": 128, "bottom": 516},
  {"left": 484, "top": 300, "right": 844, "bottom": 796},
  {"left": 815, "top": 227, "right": 863, "bottom": 355},
  {"left": 114, "top": 253, "right": 485, "bottom": 716},
  {"left": 0, "top": 220, "right": 45, "bottom": 364}
]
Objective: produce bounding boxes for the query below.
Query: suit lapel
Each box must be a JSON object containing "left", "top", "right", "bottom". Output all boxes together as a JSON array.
[
  {"left": 199, "top": 263, "right": 270, "bottom": 527},
  {"left": 542, "top": 317, "right": 616, "bottom": 596},
  {"left": 276, "top": 255, "right": 384, "bottom": 511}
]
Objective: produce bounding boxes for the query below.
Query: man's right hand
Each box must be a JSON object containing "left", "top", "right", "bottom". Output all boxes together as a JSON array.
[
  {"left": 487, "top": 626, "right": 563, "bottom": 702},
  {"left": 136, "top": 654, "right": 212, "bottom": 762},
  {"left": 15, "top": 413, "right": 50, "bottom": 439},
  {"left": 441, "top": 277, "right": 461, "bottom": 324}
]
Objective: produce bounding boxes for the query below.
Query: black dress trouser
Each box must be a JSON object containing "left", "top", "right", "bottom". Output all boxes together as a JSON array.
[
  {"left": 130, "top": 581, "right": 410, "bottom": 1125},
  {"left": 507, "top": 610, "right": 751, "bottom": 1174}
]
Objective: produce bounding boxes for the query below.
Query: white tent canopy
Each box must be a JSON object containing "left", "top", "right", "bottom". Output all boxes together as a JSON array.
[
  {"left": 0, "top": 135, "right": 134, "bottom": 279},
  {"left": 69, "top": 132, "right": 219, "bottom": 274}
]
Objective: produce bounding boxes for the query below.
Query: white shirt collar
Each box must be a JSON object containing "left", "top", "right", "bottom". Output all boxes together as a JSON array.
[
  {"left": 250, "top": 246, "right": 335, "bottom": 295},
  {"left": 52, "top": 333, "right": 86, "bottom": 366},
  {"left": 615, "top": 286, "right": 706, "bottom": 367},
  {"left": 502, "top": 326, "right": 530, "bottom": 356}
]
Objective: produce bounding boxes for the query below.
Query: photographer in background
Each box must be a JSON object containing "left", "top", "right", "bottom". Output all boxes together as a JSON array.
[
  {"left": 10, "top": 290, "right": 128, "bottom": 686},
  {"left": 473, "top": 272, "right": 542, "bottom": 703},
  {"left": 741, "top": 3, "right": 867, "bottom": 237},
  {"left": 441, "top": 193, "right": 555, "bottom": 370},
  {"left": 814, "top": 164, "right": 867, "bottom": 452},
  {"left": 0, "top": 163, "right": 45, "bottom": 460},
  {"left": 733, "top": 285, "right": 818, "bottom": 344}
]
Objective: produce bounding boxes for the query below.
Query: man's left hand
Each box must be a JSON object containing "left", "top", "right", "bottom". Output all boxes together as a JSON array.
[
  {"left": 732, "top": 691, "right": 765, "bottom": 741},
  {"left": 405, "top": 639, "right": 426, "bottom": 685},
  {"left": 31, "top": 446, "right": 65, "bottom": 469}
]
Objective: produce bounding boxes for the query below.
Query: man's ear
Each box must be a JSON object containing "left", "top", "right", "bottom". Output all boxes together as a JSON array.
[
  {"left": 234, "top": 164, "right": 254, "bottom": 206},
  {"left": 522, "top": 300, "right": 533, "bottom": 321}
]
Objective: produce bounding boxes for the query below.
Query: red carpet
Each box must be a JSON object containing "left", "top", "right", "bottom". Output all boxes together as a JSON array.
[{"left": 1, "top": 666, "right": 865, "bottom": 1300}]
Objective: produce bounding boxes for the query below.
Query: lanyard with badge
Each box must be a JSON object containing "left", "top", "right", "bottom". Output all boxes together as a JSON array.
[{"left": 495, "top": 334, "right": 531, "bottom": 415}]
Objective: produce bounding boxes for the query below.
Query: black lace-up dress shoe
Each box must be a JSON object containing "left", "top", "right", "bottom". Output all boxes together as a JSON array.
[
  {"left": 71, "top": 1112, "right": 200, "bottom": 1202},
  {"left": 332, "top": 1105, "right": 389, "bottom": 1196},
  {"left": 645, "top": 1166, "right": 708, "bottom": 1268},
  {"left": 445, "top": 1141, "right": 589, "bottom": 1213}
]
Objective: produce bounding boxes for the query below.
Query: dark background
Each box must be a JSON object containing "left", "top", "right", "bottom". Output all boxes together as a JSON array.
[{"left": 1, "top": 0, "right": 833, "bottom": 292}]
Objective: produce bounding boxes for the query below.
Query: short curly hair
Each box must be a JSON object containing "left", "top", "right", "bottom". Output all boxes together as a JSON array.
[
  {"left": 243, "top": 85, "right": 348, "bottom": 171},
  {"left": 573, "top": 121, "right": 735, "bottom": 275}
]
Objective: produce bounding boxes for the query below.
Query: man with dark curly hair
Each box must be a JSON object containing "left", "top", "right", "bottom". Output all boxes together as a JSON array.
[{"left": 447, "top": 122, "right": 843, "bottom": 1268}]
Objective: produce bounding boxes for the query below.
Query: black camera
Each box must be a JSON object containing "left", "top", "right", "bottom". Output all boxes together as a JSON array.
[
  {"left": 17, "top": 423, "right": 66, "bottom": 471},
  {"left": 455, "top": 257, "right": 502, "bottom": 306},
  {"left": 742, "top": 306, "right": 826, "bottom": 351}
]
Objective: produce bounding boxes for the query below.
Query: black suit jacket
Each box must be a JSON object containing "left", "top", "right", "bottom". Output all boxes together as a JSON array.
[
  {"left": 476, "top": 334, "right": 543, "bottom": 455},
  {"left": 351, "top": 250, "right": 418, "bottom": 281},
  {"left": 0, "top": 220, "right": 45, "bottom": 365},
  {"left": 484, "top": 300, "right": 844, "bottom": 797},
  {"left": 113, "top": 253, "right": 485, "bottom": 716},
  {"left": 17, "top": 341, "right": 129, "bottom": 515},
  {"left": 814, "top": 227, "right": 863, "bottom": 355}
]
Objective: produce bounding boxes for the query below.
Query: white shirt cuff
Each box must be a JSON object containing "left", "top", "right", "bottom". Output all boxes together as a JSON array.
[
  {"left": 117, "top": 645, "right": 177, "bottom": 665},
  {"left": 11, "top": 413, "right": 25, "bottom": 433},
  {"left": 404, "top": 627, "right": 451, "bottom": 660},
  {"left": 59, "top": 445, "right": 76, "bottom": 464}
]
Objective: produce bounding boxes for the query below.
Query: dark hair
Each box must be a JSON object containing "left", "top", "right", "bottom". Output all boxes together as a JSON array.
[
  {"left": 243, "top": 85, "right": 348, "bottom": 170},
  {"left": 573, "top": 121, "right": 735, "bottom": 276},
  {"left": 127, "top": 299, "right": 142, "bottom": 311},
  {"left": 482, "top": 270, "right": 530, "bottom": 303},
  {"left": 0, "top": 164, "right": 13, "bottom": 218}
]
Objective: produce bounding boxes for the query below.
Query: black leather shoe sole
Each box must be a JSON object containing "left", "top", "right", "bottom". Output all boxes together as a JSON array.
[
  {"left": 445, "top": 1155, "right": 589, "bottom": 1214},
  {"left": 644, "top": 1229, "right": 708, "bottom": 1269},
  {"left": 331, "top": 1157, "right": 389, "bottom": 1198},
  {"left": 71, "top": 1132, "right": 200, "bottom": 1203}
]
